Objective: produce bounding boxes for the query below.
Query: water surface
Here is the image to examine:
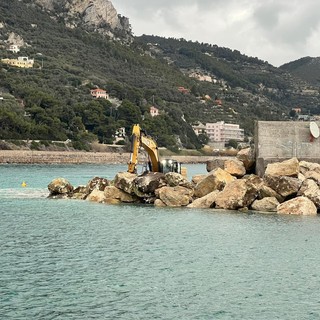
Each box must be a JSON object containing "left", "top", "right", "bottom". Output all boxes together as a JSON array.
[{"left": 1, "top": 164, "right": 320, "bottom": 319}]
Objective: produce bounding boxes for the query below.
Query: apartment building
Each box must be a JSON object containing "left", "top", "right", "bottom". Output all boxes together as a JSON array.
[{"left": 193, "top": 121, "right": 244, "bottom": 143}]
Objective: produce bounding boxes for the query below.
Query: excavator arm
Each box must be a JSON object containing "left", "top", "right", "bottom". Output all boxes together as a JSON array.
[{"left": 127, "top": 124, "right": 160, "bottom": 173}]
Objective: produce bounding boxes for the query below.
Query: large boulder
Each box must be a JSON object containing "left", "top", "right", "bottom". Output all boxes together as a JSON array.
[
  {"left": 70, "top": 185, "right": 87, "bottom": 200},
  {"left": 187, "top": 190, "right": 219, "bottom": 208},
  {"left": 132, "top": 172, "right": 166, "bottom": 198},
  {"left": 86, "top": 176, "right": 110, "bottom": 194},
  {"left": 277, "top": 196, "right": 317, "bottom": 215},
  {"left": 264, "top": 157, "right": 299, "bottom": 177},
  {"left": 86, "top": 189, "right": 106, "bottom": 203},
  {"left": 206, "top": 158, "right": 226, "bottom": 172},
  {"left": 104, "top": 186, "right": 138, "bottom": 203},
  {"left": 194, "top": 168, "right": 235, "bottom": 198},
  {"left": 156, "top": 186, "right": 193, "bottom": 207},
  {"left": 191, "top": 174, "right": 207, "bottom": 185},
  {"left": 114, "top": 172, "right": 137, "bottom": 194},
  {"left": 299, "top": 161, "right": 320, "bottom": 175},
  {"left": 236, "top": 147, "right": 255, "bottom": 172},
  {"left": 258, "top": 184, "right": 284, "bottom": 203},
  {"left": 224, "top": 158, "right": 246, "bottom": 178},
  {"left": 264, "top": 175, "right": 301, "bottom": 198},
  {"left": 297, "top": 179, "right": 320, "bottom": 208},
  {"left": 165, "top": 172, "right": 192, "bottom": 189},
  {"left": 48, "top": 178, "right": 74, "bottom": 195},
  {"left": 251, "top": 197, "right": 279, "bottom": 212},
  {"left": 215, "top": 179, "right": 258, "bottom": 210},
  {"left": 304, "top": 171, "right": 320, "bottom": 186}
]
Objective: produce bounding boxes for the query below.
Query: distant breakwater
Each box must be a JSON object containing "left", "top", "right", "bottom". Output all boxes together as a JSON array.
[{"left": 0, "top": 150, "right": 214, "bottom": 165}]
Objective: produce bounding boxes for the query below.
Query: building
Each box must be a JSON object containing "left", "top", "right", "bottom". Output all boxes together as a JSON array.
[
  {"left": 8, "top": 45, "right": 20, "bottom": 53},
  {"left": 90, "top": 88, "right": 109, "bottom": 99},
  {"left": 178, "top": 86, "right": 190, "bottom": 94},
  {"left": 192, "top": 122, "right": 206, "bottom": 136},
  {"left": 193, "top": 121, "right": 244, "bottom": 143},
  {"left": 150, "top": 106, "right": 159, "bottom": 117},
  {"left": 1, "top": 56, "right": 34, "bottom": 68},
  {"left": 206, "top": 121, "right": 244, "bottom": 143}
]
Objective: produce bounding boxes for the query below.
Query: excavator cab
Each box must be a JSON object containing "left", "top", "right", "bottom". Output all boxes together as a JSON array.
[{"left": 159, "top": 159, "right": 181, "bottom": 174}]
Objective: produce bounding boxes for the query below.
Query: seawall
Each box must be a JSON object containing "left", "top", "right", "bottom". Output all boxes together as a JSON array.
[{"left": 0, "top": 150, "right": 214, "bottom": 165}]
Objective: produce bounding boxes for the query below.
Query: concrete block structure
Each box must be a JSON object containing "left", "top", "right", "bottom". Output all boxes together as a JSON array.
[{"left": 255, "top": 121, "right": 320, "bottom": 176}]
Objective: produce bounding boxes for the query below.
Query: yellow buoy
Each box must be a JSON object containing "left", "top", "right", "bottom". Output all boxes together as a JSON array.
[{"left": 21, "top": 181, "right": 27, "bottom": 187}]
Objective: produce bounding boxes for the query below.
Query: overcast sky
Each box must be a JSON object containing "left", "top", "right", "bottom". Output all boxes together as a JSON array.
[{"left": 112, "top": 0, "right": 320, "bottom": 67}]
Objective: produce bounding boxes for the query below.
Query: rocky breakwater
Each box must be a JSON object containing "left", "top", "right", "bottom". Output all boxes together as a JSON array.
[{"left": 48, "top": 150, "right": 320, "bottom": 215}]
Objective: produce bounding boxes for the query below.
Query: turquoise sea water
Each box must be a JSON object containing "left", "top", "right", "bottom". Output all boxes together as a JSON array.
[{"left": 1, "top": 164, "right": 320, "bottom": 319}]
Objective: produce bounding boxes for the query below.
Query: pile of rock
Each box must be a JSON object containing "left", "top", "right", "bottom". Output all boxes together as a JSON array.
[{"left": 48, "top": 150, "right": 320, "bottom": 215}]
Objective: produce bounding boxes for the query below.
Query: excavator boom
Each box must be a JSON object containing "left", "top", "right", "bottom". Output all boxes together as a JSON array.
[
  {"left": 128, "top": 124, "right": 160, "bottom": 173},
  {"left": 127, "top": 124, "right": 185, "bottom": 176}
]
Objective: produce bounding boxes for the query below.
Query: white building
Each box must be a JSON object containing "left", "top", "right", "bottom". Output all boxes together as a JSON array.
[
  {"left": 206, "top": 121, "right": 244, "bottom": 142},
  {"left": 150, "top": 106, "right": 159, "bottom": 117},
  {"left": 192, "top": 121, "right": 244, "bottom": 143},
  {"left": 8, "top": 44, "right": 20, "bottom": 53}
]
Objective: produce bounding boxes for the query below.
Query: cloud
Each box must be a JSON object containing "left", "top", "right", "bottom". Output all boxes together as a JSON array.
[{"left": 112, "top": 0, "right": 320, "bottom": 66}]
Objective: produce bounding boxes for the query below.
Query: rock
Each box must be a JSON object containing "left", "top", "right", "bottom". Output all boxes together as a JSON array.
[
  {"left": 154, "top": 199, "right": 167, "bottom": 207},
  {"left": 191, "top": 174, "right": 207, "bottom": 185},
  {"left": 165, "top": 172, "right": 192, "bottom": 188},
  {"left": 70, "top": 185, "right": 87, "bottom": 200},
  {"left": 156, "top": 186, "right": 194, "bottom": 207},
  {"left": 215, "top": 179, "right": 258, "bottom": 210},
  {"left": 104, "top": 186, "right": 138, "bottom": 203},
  {"left": 132, "top": 172, "right": 166, "bottom": 198},
  {"left": 277, "top": 196, "right": 317, "bottom": 215},
  {"left": 194, "top": 168, "right": 235, "bottom": 198},
  {"left": 206, "top": 158, "right": 226, "bottom": 172},
  {"left": 187, "top": 190, "right": 219, "bottom": 208},
  {"left": 299, "top": 161, "right": 320, "bottom": 175},
  {"left": 297, "top": 179, "right": 320, "bottom": 208},
  {"left": 224, "top": 158, "right": 246, "bottom": 177},
  {"left": 48, "top": 177, "right": 73, "bottom": 195},
  {"left": 236, "top": 147, "right": 255, "bottom": 172},
  {"left": 86, "top": 189, "right": 105, "bottom": 203},
  {"left": 245, "top": 174, "right": 264, "bottom": 189},
  {"left": 86, "top": 176, "right": 110, "bottom": 194},
  {"left": 251, "top": 197, "right": 279, "bottom": 212},
  {"left": 258, "top": 184, "right": 284, "bottom": 203},
  {"left": 304, "top": 171, "right": 320, "bottom": 186},
  {"left": 264, "top": 157, "right": 299, "bottom": 177},
  {"left": 35, "top": 0, "right": 131, "bottom": 34},
  {"left": 264, "top": 175, "right": 301, "bottom": 198},
  {"left": 114, "top": 172, "right": 137, "bottom": 194}
]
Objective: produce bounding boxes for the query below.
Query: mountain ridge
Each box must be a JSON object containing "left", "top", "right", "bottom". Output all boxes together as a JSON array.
[{"left": 0, "top": 0, "right": 319, "bottom": 151}]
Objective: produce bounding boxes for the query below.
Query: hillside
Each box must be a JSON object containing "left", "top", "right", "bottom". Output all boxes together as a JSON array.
[
  {"left": 280, "top": 57, "right": 320, "bottom": 87},
  {"left": 0, "top": 0, "right": 319, "bottom": 151}
]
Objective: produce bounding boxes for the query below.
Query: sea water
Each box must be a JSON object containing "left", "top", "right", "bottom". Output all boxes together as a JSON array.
[{"left": 1, "top": 164, "right": 320, "bottom": 320}]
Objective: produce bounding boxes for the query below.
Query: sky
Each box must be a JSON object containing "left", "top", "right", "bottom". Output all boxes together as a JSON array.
[{"left": 112, "top": 0, "right": 320, "bottom": 67}]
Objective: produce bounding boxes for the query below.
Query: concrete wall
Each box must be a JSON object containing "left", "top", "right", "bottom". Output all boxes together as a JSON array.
[{"left": 255, "top": 121, "right": 320, "bottom": 176}]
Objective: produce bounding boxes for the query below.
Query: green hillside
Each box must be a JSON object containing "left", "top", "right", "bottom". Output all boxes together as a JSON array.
[{"left": 0, "top": 0, "right": 319, "bottom": 151}]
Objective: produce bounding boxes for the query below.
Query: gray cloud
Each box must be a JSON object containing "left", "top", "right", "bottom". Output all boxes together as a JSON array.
[{"left": 112, "top": 0, "right": 320, "bottom": 66}]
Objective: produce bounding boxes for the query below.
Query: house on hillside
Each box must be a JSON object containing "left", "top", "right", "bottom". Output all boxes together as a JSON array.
[
  {"left": 178, "top": 86, "right": 190, "bottom": 94},
  {"left": 1, "top": 56, "right": 34, "bottom": 68},
  {"left": 192, "top": 122, "right": 206, "bottom": 136},
  {"left": 8, "top": 44, "right": 20, "bottom": 53},
  {"left": 90, "top": 88, "right": 109, "bottom": 99},
  {"left": 150, "top": 106, "right": 159, "bottom": 117}
]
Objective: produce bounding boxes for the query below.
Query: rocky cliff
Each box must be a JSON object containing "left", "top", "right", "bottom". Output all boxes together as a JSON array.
[{"left": 34, "top": 0, "right": 132, "bottom": 40}]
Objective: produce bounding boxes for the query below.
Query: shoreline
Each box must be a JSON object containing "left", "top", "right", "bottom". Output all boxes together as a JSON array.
[{"left": 0, "top": 150, "right": 215, "bottom": 165}]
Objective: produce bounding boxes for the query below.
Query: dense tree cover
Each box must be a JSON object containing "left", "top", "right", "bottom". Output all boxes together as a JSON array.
[{"left": 0, "top": 0, "right": 319, "bottom": 149}]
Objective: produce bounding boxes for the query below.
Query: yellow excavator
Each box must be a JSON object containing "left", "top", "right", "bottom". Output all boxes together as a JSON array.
[{"left": 127, "top": 124, "right": 186, "bottom": 176}]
